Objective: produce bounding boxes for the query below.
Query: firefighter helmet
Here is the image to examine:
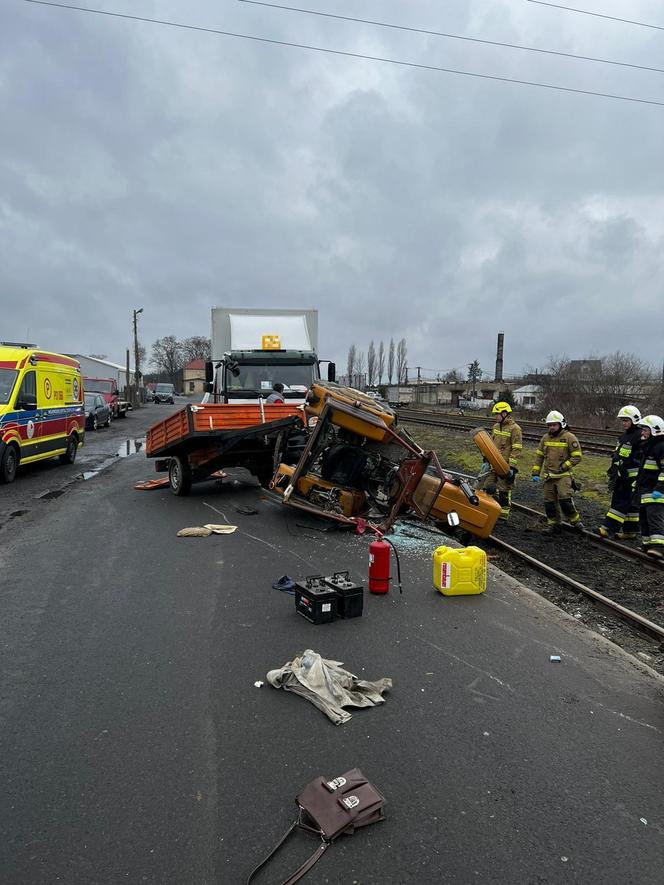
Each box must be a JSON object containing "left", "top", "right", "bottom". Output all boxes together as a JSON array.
[
  {"left": 545, "top": 410, "right": 566, "bottom": 428},
  {"left": 492, "top": 401, "right": 512, "bottom": 415},
  {"left": 616, "top": 405, "right": 641, "bottom": 423},
  {"left": 638, "top": 415, "right": 664, "bottom": 436}
]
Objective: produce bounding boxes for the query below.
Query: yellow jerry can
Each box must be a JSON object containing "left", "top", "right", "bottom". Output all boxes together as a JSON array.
[{"left": 432, "top": 545, "right": 487, "bottom": 596}]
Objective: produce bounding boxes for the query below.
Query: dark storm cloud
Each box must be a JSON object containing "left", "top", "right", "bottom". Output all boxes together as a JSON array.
[{"left": 1, "top": 0, "right": 663, "bottom": 377}]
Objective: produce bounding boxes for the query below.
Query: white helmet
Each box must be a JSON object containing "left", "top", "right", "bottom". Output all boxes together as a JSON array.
[
  {"left": 545, "top": 410, "right": 566, "bottom": 428},
  {"left": 617, "top": 405, "right": 641, "bottom": 423},
  {"left": 638, "top": 415, "right": 664, "bottom": 436}
]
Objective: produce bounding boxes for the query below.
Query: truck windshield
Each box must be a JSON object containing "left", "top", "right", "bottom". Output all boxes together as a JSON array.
[
  {"left": 85, "top": 379, "right": 113, "bottom": 394},
  {"left": 0, "top": 369, "right": 18, "bottom": 405},
  {"left": 227, "top": 364, "right": 315, "bottom": 394},
  {"left": 156, "top": 384, "right": 174, "bottom": 393}
]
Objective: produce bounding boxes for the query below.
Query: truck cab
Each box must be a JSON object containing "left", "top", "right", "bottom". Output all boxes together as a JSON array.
[
  {"left": 84, "top": 377, "right": 128, "bottom": 418},
  {"left": 206, "top": 308, "right": 334, "bottom": 405}
]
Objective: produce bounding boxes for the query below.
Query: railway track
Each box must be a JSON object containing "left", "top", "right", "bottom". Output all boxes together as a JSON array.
[
  {"left": 486, "top": 534, "right": 664, "bottom": 643},
  {"left": 396, "top": 408, "right": 615, "bottom": 455}
]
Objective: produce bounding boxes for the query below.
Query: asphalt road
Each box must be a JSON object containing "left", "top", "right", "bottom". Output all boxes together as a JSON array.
[
  {"left": 0, "top": 446, "right": 663, "bottom": 884},
  {"left": 0, "top": 398, "right": 184, "bottom": 532}
]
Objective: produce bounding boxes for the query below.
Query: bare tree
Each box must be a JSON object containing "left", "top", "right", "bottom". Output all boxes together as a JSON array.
[
  {"left": 377, "top": 341, "right": 385, "bottom": 385},
  {"left": 367, "top": 341, "right": 376, "bottom": 387},
  {"left": 346, "top": 344, "right": 357, "bottom": 382},
  {"left": 538, "top": 352, "right": 652, "bottom": 426},
  {"left": 356, "top": 350, "right": 366, "bottom": 375},
  {"left": 181, "top": 336, "right": 211, "bottom": 362},
  {"left": 151, "top": 336, "right": 184, "bottom": 384},
  {"left": 444, "top": 369, "right": 462, "bottom": 383},
  {"left": 396, "top": 338, "right": 408, "bottom": 384},
  {"left": 387, "top": 338, "right": 395, "bottom": 385}
]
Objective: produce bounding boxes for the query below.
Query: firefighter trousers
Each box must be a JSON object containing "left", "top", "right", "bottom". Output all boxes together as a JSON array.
[
  {"left": 602, "top": 479, "right": 639, "bottom": 535},
  {"left": 639, "top": 503, "right": 664, "bottom": 552},
  {"left": 479, "top": 470, "right": 513, "bottom": 518},
  {"left": 542, "top": 475, "right": 581, "bottom": 525}
]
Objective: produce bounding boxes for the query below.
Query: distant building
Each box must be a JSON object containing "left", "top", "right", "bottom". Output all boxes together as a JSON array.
[
  {"left": 513, "top": 384, "right": 542, "bottom": 410},
  {"left": 183, "top": 359, "right": 206, "bottom": 396},
  {"left": 568, "top": 359, "right": 602, "bottom": 377},
  {"left": 69, "top": 354, "right": 135, "bottom": 390}
]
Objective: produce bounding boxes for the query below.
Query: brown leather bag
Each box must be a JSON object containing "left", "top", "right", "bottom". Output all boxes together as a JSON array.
[{"left": 246, "top": 768, "right": 385, "bottom": 884}]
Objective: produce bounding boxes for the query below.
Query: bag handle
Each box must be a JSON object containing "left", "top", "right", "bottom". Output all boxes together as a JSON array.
[{"left": 245, "top": 818, "right": 329, "bottom": 885}]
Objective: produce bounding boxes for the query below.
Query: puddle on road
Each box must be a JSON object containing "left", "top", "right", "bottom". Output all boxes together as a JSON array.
[
  {"left": 117, "top": 438, "right": 145, "bottom": 458},
  {"left": 38, "top": 489, "right": 66, "bottom": 500},
  {"left": 83, "top": 438, "right": 146, "bottom": 480}
]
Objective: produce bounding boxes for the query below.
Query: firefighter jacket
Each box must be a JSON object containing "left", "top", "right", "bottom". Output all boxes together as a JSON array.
[
  {"left": 491, "top": 416, "right": 523, "bottom": 468},
  {"left": 532, "top": 428, "right": 582, "bottom": 479},
  {"left": 611, "top": 423, "right": 642, "bottom": 481},
  {"left": 634, "top": 436, "right": 664, "bottom": 505}
]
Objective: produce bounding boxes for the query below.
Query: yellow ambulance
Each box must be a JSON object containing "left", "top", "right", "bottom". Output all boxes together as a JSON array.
[{"left": 0, "top": 343, "right": 85, "bottom": 484}]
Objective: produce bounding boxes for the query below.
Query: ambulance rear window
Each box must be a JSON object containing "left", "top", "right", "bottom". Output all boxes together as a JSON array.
[{"left": 0, "top": 369, "right": 18, "bottom": 404}]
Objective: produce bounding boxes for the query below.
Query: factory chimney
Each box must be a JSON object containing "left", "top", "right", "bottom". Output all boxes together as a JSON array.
[{"left": 494, "top": 331, "right": 504, "bottom": 383}]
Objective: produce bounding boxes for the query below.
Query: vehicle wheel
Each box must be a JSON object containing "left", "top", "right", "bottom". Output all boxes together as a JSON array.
[
  {"left": 119, "top": 410, "right": 126, "bottom": 419},
  {"left": 93, "top": 416, "right": 98, "bottom": 431},
  {"left": 0, "top": 444, "right": 19, "bottom": 484},
  {"left": 169, "top": 455, "right": 192, "bottom": 496},
  {"left": 106, "top": 413, "right": 112, "bottom": 428},
  {"left": 59, "top": 434, "right": 78, "bottom": 465}
]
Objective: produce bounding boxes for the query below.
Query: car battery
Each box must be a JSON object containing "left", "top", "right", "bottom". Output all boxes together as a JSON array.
[
  {"left": 324, "top": 571, "right": 364, "bottom": 619},
  {"left": 294, "top": 576, "right": 337, "bottom": 624}
]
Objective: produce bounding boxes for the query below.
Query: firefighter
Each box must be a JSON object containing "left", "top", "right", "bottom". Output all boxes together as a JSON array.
[
  {"left": 598, "top": 405, "right": 642, "bottom": 540},
  {"left": 633, "top": 414, "right": 664, "bottom": 559},
  {"left": 531, "top": 411, "right": 583, "bottom": 533},
  {"left": 479, "top": 401, "right": 522, "bottom": 519}
]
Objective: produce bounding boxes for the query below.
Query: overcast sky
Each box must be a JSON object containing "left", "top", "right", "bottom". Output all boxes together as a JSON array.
[{"left": 2, "top": 0, "right": 663, "bottom": 379}]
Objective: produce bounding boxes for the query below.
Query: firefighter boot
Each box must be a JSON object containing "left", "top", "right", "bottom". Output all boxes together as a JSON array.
[
  {"left": 542, "top": 501, "right": 561, "bottom": 534},
  {"left": 560, "top": 498, "right": 583, "bottom": 530},
  {"left": 498, "top": 490, "right": 511, "bottom": 521}
]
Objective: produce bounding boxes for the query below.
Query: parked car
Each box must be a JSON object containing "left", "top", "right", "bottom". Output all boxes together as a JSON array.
[
  {"left": 85, "top": 392, "right": 111, "bottom": 429},
  {"left": 153, "top": 383, "right": 175, "bottom": 404}
]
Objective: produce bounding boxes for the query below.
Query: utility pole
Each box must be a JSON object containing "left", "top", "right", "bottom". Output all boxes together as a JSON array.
[
  {"left": 125, "top": 349, "right": 130, "bottom": 403},
  {"left": 416, "top": 366, "right": 422, "bottom": 384},
  {"left": 133, "top": 308, "right": 143, "bottom": 406}
]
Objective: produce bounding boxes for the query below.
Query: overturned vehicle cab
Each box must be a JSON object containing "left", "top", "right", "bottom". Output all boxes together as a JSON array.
[{"left": 270, "top": 382, "right": 503, "bottom": 538}]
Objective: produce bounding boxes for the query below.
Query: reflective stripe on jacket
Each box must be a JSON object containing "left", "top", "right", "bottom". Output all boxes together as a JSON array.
[
  {"left": 634, "top": 437, "right": 664, "bottom": 504},
  {"left": 532, "top": 429, "right": 582, "bottom": 478},
  {"left": 491, "top": 416, "right": 523, "bottom": 468},
  {"left": 612, "top": 424, "right": 642, "bottom": 479}
]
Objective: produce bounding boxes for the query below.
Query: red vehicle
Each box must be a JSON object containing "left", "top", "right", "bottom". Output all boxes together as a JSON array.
[{"left": 84, "top": 377, "right": 128, "bottom": 419}]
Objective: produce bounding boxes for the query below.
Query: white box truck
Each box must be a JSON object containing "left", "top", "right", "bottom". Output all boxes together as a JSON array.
[{"left": 206, "top": 308, "right": 334, "bottom": 404}]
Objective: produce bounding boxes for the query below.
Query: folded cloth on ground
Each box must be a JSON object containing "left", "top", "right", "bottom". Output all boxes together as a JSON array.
[
  {"left": 266, "top": 649, "right": 392, "bottom": 725},
  {"left": 203, "top": 524, "right": 237, "bottom": 534},
  {"left": 177, "top": 526, "right": 213, "bottom": 537},
  {"left": 272, "top": 575, "right": 296, "bottom": 592}
]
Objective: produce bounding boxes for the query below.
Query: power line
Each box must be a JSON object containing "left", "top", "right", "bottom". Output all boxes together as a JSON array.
[
  {"left": 22, "top": 1, "right": 664, "bottom": 108},
  {"left": 238, "top": 0, "right": 664, "bottom": 76},
  {"left": 526, "top": 1, "right": 664, "bottom": 32}
]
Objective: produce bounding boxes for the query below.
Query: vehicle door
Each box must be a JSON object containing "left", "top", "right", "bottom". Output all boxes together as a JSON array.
[
  {"left": 14, "top": 369, "right": 40, "bottom": 457},
  {"left": 100, "top": 396, "right": 110, "bottom": 425}
]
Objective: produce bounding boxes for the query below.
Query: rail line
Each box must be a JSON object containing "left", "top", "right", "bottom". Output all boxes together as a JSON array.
[
  {"left": 510, "top": 502, "right": 664, "bottom": 572},
  {"left": 396, "top": 409, "right": 615, "bottom": 455},
  {"left": 486, "top": 534, "right": 664, "bottom": 642},
  {"left": 397, "top": 407, "right": 621, "bottom": 439}
]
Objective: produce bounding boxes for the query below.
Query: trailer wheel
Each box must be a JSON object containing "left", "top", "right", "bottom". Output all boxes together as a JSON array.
[{"left": 169, "top": 455, "right": 192, "bottom": 496}]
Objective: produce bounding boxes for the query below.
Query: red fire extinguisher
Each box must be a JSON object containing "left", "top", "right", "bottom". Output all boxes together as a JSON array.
[{"left": 368, "top": 536, "right": 402, "bottom": 594}]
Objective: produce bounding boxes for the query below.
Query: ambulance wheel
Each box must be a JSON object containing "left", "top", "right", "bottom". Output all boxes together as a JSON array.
[
  {"left": 60, "top": 434, "right": 78, "bottom": 465},
  {"left": 0, "top": 444, "right": 19, "bottom": 484},
  {"left": 169, "top": 455, "right": 192, "bottom": 496}
]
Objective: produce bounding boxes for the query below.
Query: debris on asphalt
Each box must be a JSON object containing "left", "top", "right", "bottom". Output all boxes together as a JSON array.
[
  {"left": 550, "top": 655, "right": 562, "bottom": 663},
  {"left": 272, "top": 575, "right": 296, "bottom": 593},
  {"left": 640, "top": 817, "right": 648, "bottom": 825},
  {"left": 134, "top": 478, "right": 170, "bottom": 491},
  {"left": 176, "top": 524, "right": 237, "bottom": 537},
  {"left": 235, "top": 505, "right": 259, "bottom": 515},
  {"left": 266, "top": 649, "right": 392, "bottom": 725},
  {"left": 254, "top": 681, "right": 264, "bottom": 688},
  {"left": 177, "top": 526, "right": 213, "bottom": 537}
]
